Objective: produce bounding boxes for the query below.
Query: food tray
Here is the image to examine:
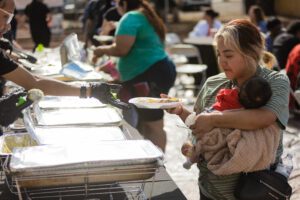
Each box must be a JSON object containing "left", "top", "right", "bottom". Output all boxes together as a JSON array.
[
  {"left": 31, "top": 107, "right": 122, "bottom": 126},
  {"left": 9, "top": 140, "right": 163, "bottom": 173},
  {"left": 7, "top": 140, "right": 162, "bottom": 188},
  {"left": 33, "top": 126, "right": 126, "bottom": 145},
  {"left": 0, "top": 133, "right": 38, "bottom": 156},
  {"left": 11, "top": 163, "right": 158, "bottom": 188},
  {"left": 38, "top": 96, "right": 106, "bottom": 109}
]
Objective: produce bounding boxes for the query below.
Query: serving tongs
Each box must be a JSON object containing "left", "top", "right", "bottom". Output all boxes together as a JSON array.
[
  {"left": 13, "top": 48, "right": 37, "bottom": 64},
  {"left": 0, "top": 38, "right": 37, "bottom": 63}
]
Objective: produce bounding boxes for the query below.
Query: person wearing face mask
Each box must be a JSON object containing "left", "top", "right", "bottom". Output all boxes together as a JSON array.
[
  {"left": 93, "top": 0, "right": 176, "bottom": 152},
  {"left": 163, "top": 19, "right": 290, "bottom": 199},
  {"left": 0, "top": 0, "right": 129, "bottom": 127}
]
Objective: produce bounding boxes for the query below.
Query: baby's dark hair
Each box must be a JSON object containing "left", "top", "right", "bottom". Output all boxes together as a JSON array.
[{"left": 238, "top": 76, "right": 272, "bottom": 109}]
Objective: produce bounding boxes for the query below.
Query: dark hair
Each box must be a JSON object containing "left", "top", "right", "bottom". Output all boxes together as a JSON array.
[
  {"left": 249, "top": 5, "right": 265, "bottom": 23},
  {"left": 118, "top": 0, "right": 166, "bottom": 42},
  {"left": 205, "top": 9, "right": 219, "bottom": 19},
  {"left": 238, "top": 76, "right": 272, "bottom": 109},
  {"left": 266, "top": 17, "right": 282, "bottom": 31},
  {"left": 0, "top": 0, "right": 6, "bottom": 7},
  {"left": 287, "top": 20, "right": 300, "bottom": 35}
]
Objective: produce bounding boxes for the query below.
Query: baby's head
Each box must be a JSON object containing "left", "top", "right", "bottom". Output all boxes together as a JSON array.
[{"left": 238, "top": 76, "right": 272, "bottom": 109}]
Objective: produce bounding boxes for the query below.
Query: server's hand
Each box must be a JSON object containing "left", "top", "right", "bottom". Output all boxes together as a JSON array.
[
  {"left": 0, "top": 89, "right": 28, "bottom": 127},
  {"left": 90, "top": 83, "right": 130, "bottom": 110},
  {"left": 0, "top": 38, "right": 13, "bottom": 53}
]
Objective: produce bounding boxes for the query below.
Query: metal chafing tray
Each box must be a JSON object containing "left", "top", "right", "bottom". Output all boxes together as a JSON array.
[
  {"left": 38, "top": 96, "right": 106, "bottom": 109},
  {"left": 6, "top": 140, "right": 163, "bottom": 188},
  {"left": 27, "top": 106, "right": 122, "bottom": 127},
  {"left": 33, "top": 126, "right": 126, "bottom": 145}
]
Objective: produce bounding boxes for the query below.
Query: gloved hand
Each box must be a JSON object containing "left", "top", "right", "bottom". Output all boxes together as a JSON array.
[
  {"left": 90, "top": 83, "right": 130, "bottom": 110},
  {"left": 0, "top": 38, "right": 13, "bottom": 53},
  {"left": 0, "top": 89, "right": 31, "bottom": 127}
]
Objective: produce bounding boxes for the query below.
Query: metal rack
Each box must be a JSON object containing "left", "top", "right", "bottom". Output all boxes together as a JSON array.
[{"left": 2, "top": 156, "right": 162, "bottom": 200}]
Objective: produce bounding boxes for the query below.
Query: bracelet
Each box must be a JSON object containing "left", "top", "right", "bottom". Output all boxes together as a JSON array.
[{"left": 80, "top": 86, "right": 87, "bottom": 98}]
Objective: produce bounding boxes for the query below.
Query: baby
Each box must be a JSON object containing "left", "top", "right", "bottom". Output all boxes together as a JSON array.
[{"left": 181, "top": 76, "right": 273, "bottom": 170}]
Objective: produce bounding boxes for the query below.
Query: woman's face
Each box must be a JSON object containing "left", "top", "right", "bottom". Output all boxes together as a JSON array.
[
  {"left": 0, "top": 0, "right": 15, "bottom": 37},
  {"left": 116, "top": 0, "right": 126, "bottom": 16},
  {"left": 216, "top": 38, "right": 254, "bottom": 85}
]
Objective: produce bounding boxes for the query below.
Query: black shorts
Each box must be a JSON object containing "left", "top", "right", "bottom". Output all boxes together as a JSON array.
[{"left": 122, "top": 57, "right": 176, "bottom": 122}]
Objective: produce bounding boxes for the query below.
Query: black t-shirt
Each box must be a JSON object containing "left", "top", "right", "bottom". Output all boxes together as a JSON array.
[
  {"left": 273, "top": 33, "right": 300, "bottom": 69},
  {"left": 104, "top": 7, "right": 121, "bottom": 22},
  {"left": 88, "top": 0, "right": 112, "bottom": 33},
  {"left": 0, "top": 50, "right": 18, "bottom": 75},
  {"left": 25, "top": 1, "right": 50, "bottom": 33},
  {"left": 103, "top": 7, "right": 121, "bottom": 36}
]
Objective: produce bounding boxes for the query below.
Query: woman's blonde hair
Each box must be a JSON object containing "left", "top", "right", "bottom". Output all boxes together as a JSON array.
[{"left": 214, "top": 19, "right": 264, "bottom": 68}]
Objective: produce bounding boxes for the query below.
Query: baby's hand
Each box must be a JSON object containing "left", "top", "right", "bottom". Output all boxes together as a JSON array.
[{"left": 181, "top": 142, "right": 193, "bottom": 157}]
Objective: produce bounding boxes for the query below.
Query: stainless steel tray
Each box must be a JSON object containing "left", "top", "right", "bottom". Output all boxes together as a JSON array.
[
  {"left": 0, "top": 133, "right": 38, "bottom": 156},
  {"left": 33, "top": 126, "right": 126, "bottom": 145},
  {"left": 27, "top": 106, "right": 122, "bottom": 127},
  {"left": 9, "top": 162, "right": 160, "bottom": 188},
  {"left": 38, "top": 96, "right": 106, "bottom": 109},
  {"left": 9, "top": 140, "right": 163, "bottom": 173}
]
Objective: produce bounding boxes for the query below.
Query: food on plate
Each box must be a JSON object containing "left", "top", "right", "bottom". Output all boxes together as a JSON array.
[
  {"left": 1, "top": 134, "right": 38, "bottom": 154},
  {"left": 138, "top": 97, "right": 180, "bottom": 103}
]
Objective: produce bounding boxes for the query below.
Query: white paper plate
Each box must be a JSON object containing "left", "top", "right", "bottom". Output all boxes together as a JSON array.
[
  {"left": 129, "top": 97, "right": 181, "bottom": 109},
  {"left": 93, "top": 35, "right": 114, "bottom": 43}
]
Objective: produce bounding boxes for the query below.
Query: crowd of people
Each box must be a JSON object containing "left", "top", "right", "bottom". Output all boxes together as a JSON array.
[{"left": 0, "top": 0, "right": 299, "bottom": 199}]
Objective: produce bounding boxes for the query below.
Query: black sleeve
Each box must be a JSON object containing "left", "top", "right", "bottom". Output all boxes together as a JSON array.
[
  {"left": 104, "top": 7, "right": 121, "bottom": 21},
  {"left": 87, "top": 1, "right": 97, "bottom": 20},
  {"left": 0, "top": 50, "right": 18, "bottom": 76}
]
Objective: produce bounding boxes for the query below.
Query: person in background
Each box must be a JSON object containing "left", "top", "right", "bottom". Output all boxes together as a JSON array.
[
  {"left": 93, "top": 0, "right": 176, "bottom": 152},
  {"left": 25, "top": 0, "right": 51, "bottom": 49},
  {"left": 248, "top": 5, "right": 267, "bottom": 34},
  {"left": 83, "top": 0, "right": 113, "bottom": 47},
  {"left": 164, "top": 19, "right": 289, "bottom": 199},
  {"left": 99, "top": 3, "right": 121, "bottom": 36},
  {"left": 262, "top": 51, "right": 279, "bottom": 71},
  {"left": 152, "top": 0, "right": 179, "bottom": 23},
  {"left": 265, "top": 17, "right": 285, "bottom": 52},
  {"left": 0, "top": 0, "right": 128, "bottom": 125},
  {"left": 188, "top": 8, "right": 222, "bottom": 38},
  {"left": 273, "top": 20, "right": 300, "bottom": 69},
  {"left": 285, "top": 44, "right": 300, "bottom": 110}
]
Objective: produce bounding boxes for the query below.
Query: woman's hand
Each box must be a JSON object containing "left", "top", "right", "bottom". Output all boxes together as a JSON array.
[
  {"left": 92, "top": 47, "right": 105, "bottom": 64},
  {"left": 160, "top": 93, "right": 183, "bottom": 115},
  {"left": 190, "top": 112, "right": 215, "bottom": 140}
]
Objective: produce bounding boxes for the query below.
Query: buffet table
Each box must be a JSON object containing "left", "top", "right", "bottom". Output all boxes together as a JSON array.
[
  {"left": 0, "top": 35, "right": 188, "bottom": 199},
  {"left": 0, "top": 121, "right": 187, "bottom": 200}
]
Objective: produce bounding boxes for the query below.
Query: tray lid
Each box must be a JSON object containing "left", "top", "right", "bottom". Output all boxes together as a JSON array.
[
  {"left": 9, "top": 140, "right": 163, "bottom": 172},
  {"left": 38, "top": 96, "right": 106, "bottom": 109},
  {"left": 34, "top": 126, "right": 126, "bottom": 145},
  {"left": 36, "top": 107, "right": 122, "bottom": 126}
]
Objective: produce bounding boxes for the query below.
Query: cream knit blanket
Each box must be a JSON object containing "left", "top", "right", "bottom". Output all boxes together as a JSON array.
[{"left": 185, "top": 113, "right": 281, "bottom": 175}]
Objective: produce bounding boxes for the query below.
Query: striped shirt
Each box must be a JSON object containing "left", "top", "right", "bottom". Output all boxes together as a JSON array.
[{"left": 194, "top": 66, "right": 290, "bottom": 200}]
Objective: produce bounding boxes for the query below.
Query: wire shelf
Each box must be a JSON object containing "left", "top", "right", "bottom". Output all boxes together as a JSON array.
[{"left": 2, "top": 155, "right": 162, "bottom": 200}]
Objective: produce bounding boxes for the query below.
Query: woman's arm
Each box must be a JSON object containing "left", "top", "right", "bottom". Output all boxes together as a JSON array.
[
  {"left": 93, "top": 35, "right": 135, "bottom": 59},
  {"left": 3, "top": 66, "right": 80, "bottom": 96},
  {"left": 190, "top": 108, "right": 276, "bottom": 136}
]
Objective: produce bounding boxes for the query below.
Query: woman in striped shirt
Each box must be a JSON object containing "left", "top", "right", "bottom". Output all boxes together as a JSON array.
[{"left": 165, "top": 19, "right": 290, "bottom": 199}]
